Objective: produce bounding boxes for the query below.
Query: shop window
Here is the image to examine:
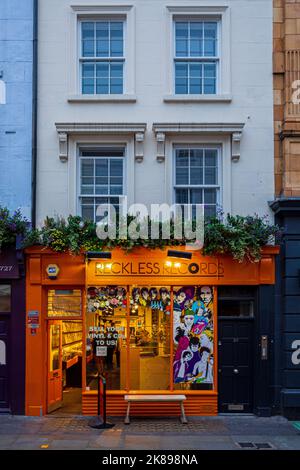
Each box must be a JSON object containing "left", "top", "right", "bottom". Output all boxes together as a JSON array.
[
  {"left": 173, "top": 286, "right": 214, "bottom": 390},
  {"left": 129, "top": 286, "right": 171, "bottom": 390},
  {"left": 86, "top": 286, "right": 127, "bottom": 391},
  {"left": 85, "top": 285, "right": 215, "bottom": 392},
  {"left": 0, "top": 285, "right": 11, "bottom": 312},
  {"left": 48, "top": 290, "right": 82, "bottom": 317}
]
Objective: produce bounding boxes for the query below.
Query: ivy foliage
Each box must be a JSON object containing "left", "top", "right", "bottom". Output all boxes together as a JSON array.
[
  {"left": 0, "top": 206, "right": 282, "bottom": 262},
  {"left": 21, "top": 212, "right": 282, "bottom": 263},
  {"left": 0, "top": 207, "right": 29, "bottom": 251}
]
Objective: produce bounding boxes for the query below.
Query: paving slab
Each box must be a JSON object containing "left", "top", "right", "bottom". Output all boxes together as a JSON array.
[{"left": 0, "top": 414, "right": 299, "bottom": 450}]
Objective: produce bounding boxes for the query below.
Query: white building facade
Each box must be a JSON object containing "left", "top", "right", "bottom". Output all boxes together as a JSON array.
[{"left": 37, "top": 0, "right": 274, "bottom": 225}]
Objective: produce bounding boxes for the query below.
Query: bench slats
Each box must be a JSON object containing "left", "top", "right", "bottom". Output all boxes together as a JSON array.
[{"left": 125, "top": 395, "right": 186, "bottom": 402}]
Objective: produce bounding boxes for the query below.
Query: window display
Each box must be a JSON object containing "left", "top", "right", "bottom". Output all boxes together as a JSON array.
[
  {"left": 173, "top": 286, "right": 214, "bottom": 390},
  {"left": 129, "top": 286, "right": 171, "bottom": 390},
  {"left": 85, "top": 284, "right": 214, "bottom": 392},
  {"left": 48, "top": 290, "right": 82, "bottom": 317},
  {"left": 86, "top": 286, "right": 127, "bottom": 390}
]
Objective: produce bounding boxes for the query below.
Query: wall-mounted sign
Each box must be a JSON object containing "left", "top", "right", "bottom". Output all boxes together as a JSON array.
[
  {"left": 46, "top": 264, "right": 60, "bottom": 280},
  {"left": 27, "top": 310, "right": 40, "bottom": 330},
  {"left": 94, "top": 260, "right": 224, "bottom": 278},
  {"left": 0, "top": 252, "right": 19, "bottom": 279}
]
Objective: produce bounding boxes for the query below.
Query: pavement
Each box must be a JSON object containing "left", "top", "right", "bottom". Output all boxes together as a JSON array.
[{"left": 0, "top": 414, "right": 299, "bottom": 450}]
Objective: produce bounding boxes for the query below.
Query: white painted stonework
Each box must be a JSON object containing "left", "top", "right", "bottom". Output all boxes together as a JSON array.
[{"left": 37, "top": 0, "right": 274, "bottom": 225}]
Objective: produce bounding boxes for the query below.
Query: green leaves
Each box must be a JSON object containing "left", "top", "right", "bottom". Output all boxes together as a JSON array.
[
  {"left": 0, "top": 206, "right": 29, "bottom": 251},
  {"left": 0, "top": 207, "right": 281, "bottom": 263}
]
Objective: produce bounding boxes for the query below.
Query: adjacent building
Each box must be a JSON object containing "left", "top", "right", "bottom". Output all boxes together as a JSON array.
[
  {"left": 0, "top": 0, "right": 35, "bottom": 414},
  {"left": 25, "top": 0, "right": 279, "bottom": 418},
  {"left": 271, "top": 0, "right": 300, "bottom": 418}
]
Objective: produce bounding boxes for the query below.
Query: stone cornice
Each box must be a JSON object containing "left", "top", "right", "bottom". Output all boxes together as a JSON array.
[
  {"left": 152, "top": 123, "right": 245, "bottom": 163},
  {"left": 55, "top": 123, "right": 147, "bottom": 162}
]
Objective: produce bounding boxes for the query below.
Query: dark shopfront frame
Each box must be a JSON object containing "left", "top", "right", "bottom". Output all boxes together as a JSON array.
[
  {"left": 0, "top": 249, "right": 26, "bottom": 414},
  {"left": 217, "top": 285, "right": 276, "bottom": 417},
  {"left": 271, "top": 198, "right": 300, "bottom": 419}
]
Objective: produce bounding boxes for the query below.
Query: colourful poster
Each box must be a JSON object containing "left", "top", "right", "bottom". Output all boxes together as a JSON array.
[{"left": 173, "top": 286, "right": 214, "bottom": 387}]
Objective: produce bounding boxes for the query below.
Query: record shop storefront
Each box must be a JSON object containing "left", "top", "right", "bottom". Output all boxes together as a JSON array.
[{"left": 25, "top": 246, "right": 279, "bottom": 417}]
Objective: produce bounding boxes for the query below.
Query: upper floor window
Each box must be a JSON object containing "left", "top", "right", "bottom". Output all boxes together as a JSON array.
[
  {"left": 174, "top": 21, "right": 218, "bottom": 94},
  {"left": 79, "top": 147, "right": 125, "bottom": 222},
  {"left": 174, "top": 146, "right": 220, "bottom": 218},
  {"left": 80, "top": 21, "right": 124, "bottom": 94}
]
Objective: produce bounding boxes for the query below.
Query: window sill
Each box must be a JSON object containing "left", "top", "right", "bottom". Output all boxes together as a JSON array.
[
  {"left": 163, "top": 94, "right": 232, "bottom": 103},
  {"left": 68, "top": 94, "right": 137, "bottom": 103}
]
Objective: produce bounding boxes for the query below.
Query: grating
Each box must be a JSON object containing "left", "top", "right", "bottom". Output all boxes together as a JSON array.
[
  {"left": 237, "top": 442, "right": 255, "bottom": 448},
  {"left": 236, "top": 442, "right": 274, "bottom": 450}
]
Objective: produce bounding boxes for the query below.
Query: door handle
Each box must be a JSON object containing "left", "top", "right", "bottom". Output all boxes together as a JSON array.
[{"left": 233, "top": 369, "right": 239, "bottom": 374}]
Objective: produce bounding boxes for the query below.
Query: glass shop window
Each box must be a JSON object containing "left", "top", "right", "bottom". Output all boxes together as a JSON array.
[
  {"left": 49, "top": 323, "right": 60, "bottom": 372},
  {"left": 86, "top": 286, "right": 127, "bottom": 391},
  {"left": 47, "top": 290, "right": 82, "bottom": 317},
  {"left": 0, "top": 285, "right": 11, "bottom": 312},
  {"left": 173, "top": 286, "right": 214, "bottom": 391},
  {"left": 129, "top": 287, "right": 171, "bottom": 390}
]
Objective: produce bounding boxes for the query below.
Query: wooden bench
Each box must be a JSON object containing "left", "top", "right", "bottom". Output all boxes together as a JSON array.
[{"left": 124, "top": 394, "right": 188, "bottom": 424}]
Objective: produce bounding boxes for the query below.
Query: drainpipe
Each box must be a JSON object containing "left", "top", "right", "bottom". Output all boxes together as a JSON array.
[{"left": 31, "top": 0, "right": 38, "bottom": 228}]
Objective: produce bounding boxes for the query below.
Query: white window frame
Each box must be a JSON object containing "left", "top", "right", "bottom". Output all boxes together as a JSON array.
[
  {"left": 164, "top": 5, "right": 231, "bottom": 103},
  {"left": 79, "top": 19, "right": 126, "bottom": 95},
  {"left": 77, "top": 145, "right": 127, "bottom": 223},
  {"left": 68, "top": 5, "right": 136, "bottom": 102},
  {"left": 173, "top": 19, "right": 220, "bottom": 95},
  {"left": 173, "top": 144, "right": 221, "bottom": 218},
  {"left": 163, "top": 134, "right": 232, "bottom": 216}
]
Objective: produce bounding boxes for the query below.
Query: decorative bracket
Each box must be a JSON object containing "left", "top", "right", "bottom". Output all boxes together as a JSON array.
[
  {"left": 58, "top": 132, "right": 68, "bottom": 162},
  {"left": 231, "top": 132, "right": 242, "bottom": 162},
  {"left": 156, "top": 132, "right": 166, "bottom": 163},
  {"left": 135, "top": 132, "right": 145, "bottom": 163}
]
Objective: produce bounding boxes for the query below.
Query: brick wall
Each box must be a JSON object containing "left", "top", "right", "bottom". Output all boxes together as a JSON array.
[{"left": 274, "top": 0, "right": 300, "bottom": 197}]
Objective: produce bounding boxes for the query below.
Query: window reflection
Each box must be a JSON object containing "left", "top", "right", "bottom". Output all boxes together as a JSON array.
[
  {"left": 0, "top": 285, "right": 11, "bottom": 312},
  {"left": 129, "top": 286, "right": 171, "bottom": 390},
  {"left": 86, "top": 286, "right": 127, "bottom": 390}
]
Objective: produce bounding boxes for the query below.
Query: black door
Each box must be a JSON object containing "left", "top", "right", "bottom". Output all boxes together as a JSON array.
[
  {"left": 0, "top": 316, "right": 9, "bottom": 410},
  {"left": 218, "top": 319, "right": 253, "bottom": 413}
]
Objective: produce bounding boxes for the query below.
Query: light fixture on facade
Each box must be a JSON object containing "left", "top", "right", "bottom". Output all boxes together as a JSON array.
[
  {"left": 86, "top": 251, "right": 112, "bottom": 260},
  {"left": 167, "top": 250, "right": 192, "bottom": 260}
]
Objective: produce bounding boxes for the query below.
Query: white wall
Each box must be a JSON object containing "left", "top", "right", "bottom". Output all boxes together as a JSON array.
[{"left": 37, "top": 0, "right": 274, "bottom": 225}]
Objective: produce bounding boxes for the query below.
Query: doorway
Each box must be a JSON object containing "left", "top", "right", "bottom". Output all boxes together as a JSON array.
[
  {"left": 47, "top": 319, "right": 83, "bottom": 414},
  {"left": 218, "top": 287, "right": 255, "bottom": 413}
]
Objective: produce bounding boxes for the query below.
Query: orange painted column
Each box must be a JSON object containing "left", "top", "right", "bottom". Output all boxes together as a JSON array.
[{"left": 25, "top": 255, "right": 46, "bottom": 416}]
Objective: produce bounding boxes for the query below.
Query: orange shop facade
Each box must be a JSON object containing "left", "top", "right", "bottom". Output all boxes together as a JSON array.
[{"left": 25, "top": 246, "right": 279, "bottom": 417}]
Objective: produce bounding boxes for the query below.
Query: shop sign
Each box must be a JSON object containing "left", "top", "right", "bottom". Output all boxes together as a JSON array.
[
  {"left": 95, "top": 260, "right": 224, "bottom": 278},
  {"left": 96, "top": 346, "right": 107, "bottom": 357},
  {"left": 27, "top": 311, "right": 40, "bottom": 334},
  {"left": 0, "top": 252, "right": 19, "bottom": 279}
]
